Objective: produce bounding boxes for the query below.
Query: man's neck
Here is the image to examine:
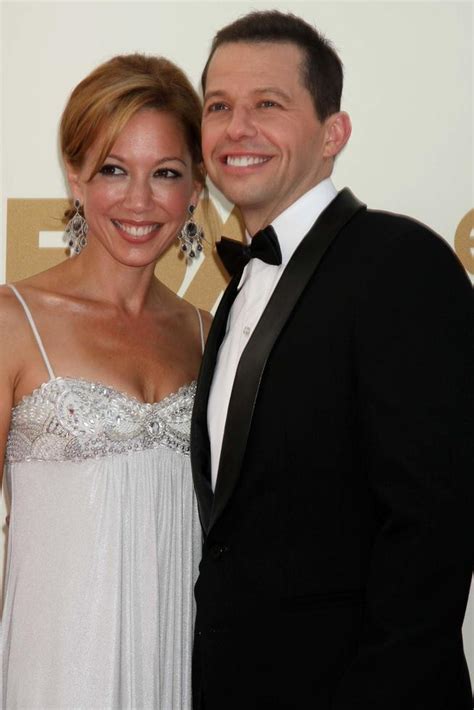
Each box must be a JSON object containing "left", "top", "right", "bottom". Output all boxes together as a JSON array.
[
  {"left": 253, "top": 178, "right": 338, "bottom": 266},
  {"left": 242, "top": 175, "right": 334, "bottom": 235}
]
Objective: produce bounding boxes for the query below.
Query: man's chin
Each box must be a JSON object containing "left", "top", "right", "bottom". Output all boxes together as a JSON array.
[{"left": 212, "top": 182, "right": 270, "bottom": 212}]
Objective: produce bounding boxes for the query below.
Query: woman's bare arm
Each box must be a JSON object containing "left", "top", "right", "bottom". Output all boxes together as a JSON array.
[{"left": 0, "top": 288, "right": 20, "bottom": 485}]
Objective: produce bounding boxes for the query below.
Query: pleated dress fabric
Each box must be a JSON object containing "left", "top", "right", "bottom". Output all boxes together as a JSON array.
[{"left": 1, "top": 285, "right": 202, "bottom": 709}]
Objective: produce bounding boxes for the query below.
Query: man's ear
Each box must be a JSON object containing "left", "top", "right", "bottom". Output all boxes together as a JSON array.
[
  {"left": 323, "top": 111, "right": 352, "bottom": 159},
  {"left": 65, "top": 162, "right": 84, "bottom": 204}
]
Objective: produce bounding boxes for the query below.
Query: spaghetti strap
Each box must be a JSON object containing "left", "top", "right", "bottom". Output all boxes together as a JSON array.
[
  {"left": 194, "top": 306, "right": 205, "bottom": 355},
  {"left": 8, "top": 284, "right": 56, "bottom": 380}
]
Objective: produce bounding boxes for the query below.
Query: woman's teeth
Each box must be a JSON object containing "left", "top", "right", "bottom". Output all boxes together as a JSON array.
[{"left": 113, "top": 221, "right": 159, "bottom": 237}]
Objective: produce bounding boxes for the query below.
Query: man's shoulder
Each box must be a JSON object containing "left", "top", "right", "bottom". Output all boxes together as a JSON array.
[
  {"left": 340, "top": 200, "right": 469, "bottom": 289},
  {"left": 327, "top": 190, "right": 443, "bottom": 252},
  {"left": 345, "top": 201, "right": 453, "bottom": 258},
  {"left": 353, "top": 202, "right": 435, "bottom": 236}
]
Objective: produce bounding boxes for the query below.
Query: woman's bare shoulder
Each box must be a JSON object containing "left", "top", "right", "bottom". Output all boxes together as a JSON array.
[
  {"left": 0, "top": 278, "right": 48, "bottom": 322},
  {"left": 196, "top": 308, "right": 213, "bottom": 340},
  {"left": 0, "top": 286, "right": 28, "bottom": 395},
  {"left": 0, "top": 284, "right": 23, "bottom": 327},
  {"left": 161, "top": 287, "right": 213, "bottom": 343},
  {"left": 180, "top": 299, "right": 212, "bottom": 344},
  {"left": 5, "top": 261, "right": 74, "bottom": 300}
]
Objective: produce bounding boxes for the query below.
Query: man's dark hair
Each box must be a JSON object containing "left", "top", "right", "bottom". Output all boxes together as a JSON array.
[{"left": 201, "top": 10, "right": 343, "bottom": 121}]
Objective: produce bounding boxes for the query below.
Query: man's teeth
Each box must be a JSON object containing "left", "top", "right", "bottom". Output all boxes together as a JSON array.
[
  {"left": 226, "top": 155, "right": 268, "bottom": 167},
  {"left": 114, "top": 222, "right": 159, "bottom": 237}
]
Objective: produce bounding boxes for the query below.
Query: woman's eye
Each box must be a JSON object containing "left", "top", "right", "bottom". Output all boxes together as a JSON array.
[
  {"left": 99, "top": 164, "right": 125, "bottom": 176},
  {"left": 155, "top": 168, "right": 181, "bottom": 179}
]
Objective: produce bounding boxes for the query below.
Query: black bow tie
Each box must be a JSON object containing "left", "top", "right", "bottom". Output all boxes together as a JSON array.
[{"left": 216, "top": 225, "right": 282, "bottom": 276}]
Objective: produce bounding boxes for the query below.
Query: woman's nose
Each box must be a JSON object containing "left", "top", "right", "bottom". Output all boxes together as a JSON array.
[{"left": 122, "top": 177, "right": 154, "bottom": 213}]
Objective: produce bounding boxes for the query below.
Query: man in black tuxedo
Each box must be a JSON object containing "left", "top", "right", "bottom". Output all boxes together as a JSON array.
[{"left": 191, "top": 11, "right": 473, "bottom": 709}]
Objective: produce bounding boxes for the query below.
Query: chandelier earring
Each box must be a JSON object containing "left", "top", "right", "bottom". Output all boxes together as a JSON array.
[
  {"left": 178, "top": 205, "right": 204, "bottom": 259},
  {"left": 65, "top": 199, "right": 88, "bottom": 255}
]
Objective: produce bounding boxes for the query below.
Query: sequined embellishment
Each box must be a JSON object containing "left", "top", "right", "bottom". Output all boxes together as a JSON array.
[{"left": 6, "top": 377, "right": 196, "bottom": 463}]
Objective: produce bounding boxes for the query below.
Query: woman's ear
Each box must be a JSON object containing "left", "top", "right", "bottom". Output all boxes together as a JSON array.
[
  {"left": 192, "top": 163, "right": 205, "bottom": 205},
  {"left": 65, "top": 161, "right": 84, "bottom": 204},
  {"left": 191, "top": 178, "right": 204, "bottom": 209}
]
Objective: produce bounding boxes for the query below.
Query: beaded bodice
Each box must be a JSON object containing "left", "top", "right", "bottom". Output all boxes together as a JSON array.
[{"left": 6, "top": 377, "right": 196, "bottom": 463}]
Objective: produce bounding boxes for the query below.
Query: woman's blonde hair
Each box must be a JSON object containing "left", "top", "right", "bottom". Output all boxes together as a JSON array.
[{"left": 60, "top": 53, "right": 204, "bottom": 183}]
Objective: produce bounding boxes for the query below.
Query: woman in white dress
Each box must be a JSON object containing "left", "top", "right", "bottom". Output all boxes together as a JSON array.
[{"left": 0, "top": 54, "right": 210, "bottom": 709}]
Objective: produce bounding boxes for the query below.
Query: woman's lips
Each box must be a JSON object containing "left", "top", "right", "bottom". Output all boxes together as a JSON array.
[{"left": 112, "top": 220, "right": 161, "bottom": 238}]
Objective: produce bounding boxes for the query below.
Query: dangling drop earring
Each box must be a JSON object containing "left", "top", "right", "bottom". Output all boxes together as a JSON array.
[
  {"left": 65, "top": 199, "right": 88, "bottom": 255},
  {"left": 178, "top": 205, "right": 204, "bottom": 258}
]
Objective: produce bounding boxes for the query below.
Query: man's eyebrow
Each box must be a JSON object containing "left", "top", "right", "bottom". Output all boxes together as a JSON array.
[
  {"left": 203, "top": 90, "right": 228, "bottom": 102},
  {"left": 254, "top": 87, "right": 292, "bottom": 102},
  {"left": 204, "top": 87, "right": 292, "bottom": 102}
]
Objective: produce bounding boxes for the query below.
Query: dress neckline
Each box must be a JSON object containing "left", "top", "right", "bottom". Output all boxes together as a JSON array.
[{"left": 12, "top": 376, "right": 197, "bottom": 413}]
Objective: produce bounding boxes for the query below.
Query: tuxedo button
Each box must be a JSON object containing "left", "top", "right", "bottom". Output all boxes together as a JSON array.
[{"left": 211, "top": 543, "right": 230, "bottom": 559}]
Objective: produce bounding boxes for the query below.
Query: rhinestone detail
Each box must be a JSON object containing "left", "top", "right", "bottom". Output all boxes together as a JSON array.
[{"left": 6, "top": 377, "right": 196, "bottom": 463}]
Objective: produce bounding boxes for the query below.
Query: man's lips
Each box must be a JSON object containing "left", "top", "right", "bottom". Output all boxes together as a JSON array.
[{"left": 221, "top": 154, "right": 272, "bottom": 168}]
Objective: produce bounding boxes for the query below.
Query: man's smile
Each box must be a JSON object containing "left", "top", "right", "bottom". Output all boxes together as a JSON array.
[{"left": 224, "top": 154, "right": 272, "bottom": 167}]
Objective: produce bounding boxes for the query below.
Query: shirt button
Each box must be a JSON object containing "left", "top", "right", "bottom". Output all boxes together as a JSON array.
[
  {"left": 211, "top": 544, "right": 230, "bottom": 559},
  {"left": 243, "top": 326, "right": 251, "bottom": 336}
]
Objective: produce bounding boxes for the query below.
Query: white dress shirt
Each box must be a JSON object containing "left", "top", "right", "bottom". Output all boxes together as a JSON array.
[{"left": 207, "top": 178, "right": 338, "bottom": 490}]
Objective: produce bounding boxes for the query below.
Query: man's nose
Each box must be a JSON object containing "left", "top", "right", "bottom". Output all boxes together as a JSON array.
[{"left": 225, "top": 106, "right": 257, "bottom": 141}]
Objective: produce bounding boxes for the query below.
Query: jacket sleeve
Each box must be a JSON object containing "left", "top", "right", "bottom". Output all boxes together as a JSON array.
[{"left": 333, "top": 225, "right": 474, "bottom": 709}]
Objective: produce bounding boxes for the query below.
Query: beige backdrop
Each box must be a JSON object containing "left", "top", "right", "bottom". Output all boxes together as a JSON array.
[
  {"left": 5, "top": 200, "right": 473, "bottom": 292},
  {"left": 6, "top": 197, "right": 245, "bottom": 311},
  {"left": 2, "top": 0, "right": 473, "bottom": 683}
]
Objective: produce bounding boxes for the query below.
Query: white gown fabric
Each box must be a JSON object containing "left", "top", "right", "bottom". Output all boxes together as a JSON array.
[{"left": 1, "top": 285, "right": 202, "bottom": 709}]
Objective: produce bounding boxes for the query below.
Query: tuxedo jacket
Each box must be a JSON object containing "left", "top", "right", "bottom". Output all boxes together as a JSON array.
[{"left": 191, "top": 189, "right": 474, "bottom": 709}]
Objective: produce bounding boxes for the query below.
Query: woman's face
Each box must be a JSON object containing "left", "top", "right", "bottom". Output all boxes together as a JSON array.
[{"left": 67, "top": 109, "right": 201, "bottom": 268}]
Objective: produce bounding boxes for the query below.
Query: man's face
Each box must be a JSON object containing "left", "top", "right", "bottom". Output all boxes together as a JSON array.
[{"left": 202, "top": 41, "right": 333, "bottom": 232}]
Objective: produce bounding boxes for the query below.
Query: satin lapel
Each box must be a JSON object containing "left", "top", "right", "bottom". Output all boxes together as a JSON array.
[
  {"left": 209, "top": 188, "right": 366, "bottom": 531},
  {"left": 191, "top": 274, "right": 241, "bottom": 534}
]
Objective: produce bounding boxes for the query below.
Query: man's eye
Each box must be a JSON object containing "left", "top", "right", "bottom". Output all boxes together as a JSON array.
[
  {"left": 155, "top": 168, "right": 181, "bottom": 179},
  {"left": 259, "top": 100, "right": 278, "bottom": 108},
  {"left": 207, "top": 102, "right": 228, "bottom": 113},
  {"left": 99, "top": 164, "right": 125, "bottom": 176}
]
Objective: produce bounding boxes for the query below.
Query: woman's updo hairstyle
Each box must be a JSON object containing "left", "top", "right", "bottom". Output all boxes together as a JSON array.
[{"left": 60, "top": 53, "right": 204, "bottom": 183}]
